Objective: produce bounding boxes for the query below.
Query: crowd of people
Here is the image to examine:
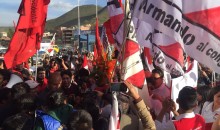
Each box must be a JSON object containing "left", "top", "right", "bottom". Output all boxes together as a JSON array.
[{"left": 0, "top": 51, "right": 220, "bottom": 130}]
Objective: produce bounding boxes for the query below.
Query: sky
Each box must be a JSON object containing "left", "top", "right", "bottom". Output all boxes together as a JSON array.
[{"left": 0, "top": 0, "right": 106, "bottom": 27}]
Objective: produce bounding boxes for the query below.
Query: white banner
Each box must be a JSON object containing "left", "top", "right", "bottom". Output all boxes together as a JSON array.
[
  {"left": 171, "top": 60, "right": 198, "bottom": 109},
  {"left": 153, "top": 45, "right": 184, "bottom": 76},
  {"left": 132, "top": 0, "right": 220, "bottom": 74}
]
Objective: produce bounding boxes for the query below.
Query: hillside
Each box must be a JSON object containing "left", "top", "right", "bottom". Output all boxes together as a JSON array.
[
  {"left": 0, "top": 27, "right": 14, "bottom": 32},
  {"left": 45, "top": 5, "right": 108, "bottom": 31}
]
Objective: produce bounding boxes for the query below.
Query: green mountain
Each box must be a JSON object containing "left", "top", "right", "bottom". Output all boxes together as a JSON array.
[
  {"left": 0, "top": 27, "right": 14, "bottom": 32},
  {"left": 45, "top": 5, "right": 108, "bottom": 31}
]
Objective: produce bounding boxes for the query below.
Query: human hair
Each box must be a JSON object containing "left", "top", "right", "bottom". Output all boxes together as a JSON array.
[
  {"left": 207, "top": 86, "right": 220, "bottom": 102},
  {"left": 1, "top": 113, "right": 33, "bottom": 130},
  {"left": 48, "top": 72, "right": 62, "bottom": 84},
  {"left": 0, "top": 88, "right": 11, "bottom": 103},
  {"left": 61, "top": 69, "right": 73, "bottom": 78},
  {"left": 196, "top": 85, "right": 211, "bottom": 105},
  {"left": 178, "top": 86, "right": 197, "bottom": 110},
  {"left": 37, "top": 67, "right": 46, "bottom": 72},
  {"left": 11, "top": 82, "right": 30, "bottom": 100},
  {"left": 50, "top": 58, "right": 56, "bottom": 63},
  {"left": 46, "top": 90, "right": 66, "bottom": 109},
  {"left": 62, "top": 55, "right": 69, "bottom": 61},
  {"left": 67, "top": 110, "right": 93, "bottom": 130},
  {"left": 16, "top": 93, "right": 36, "bottom": 113},
  {"left": 80, "top": 98, "right": 100, "bottom": 121},
  {"left": 152, "top": 67, "right": 164, "bottom": 78},
  {"left": 0, "top": 69, "right": 11, "bottom": 81}
]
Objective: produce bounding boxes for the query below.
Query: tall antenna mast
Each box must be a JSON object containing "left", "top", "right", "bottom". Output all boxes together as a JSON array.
[
  {"left": 96, "top": 0, "right": 98, "bottom": 18},
  {"left": 78, "top": 0, "right": 80, "bottom": 35}
]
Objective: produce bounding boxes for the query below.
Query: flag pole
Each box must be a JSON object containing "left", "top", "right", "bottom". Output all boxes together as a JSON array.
[
  {"left": 96, "top": 0, "right": 98, "bottom": 18},
  {"left": 78, "top": 0, "right": 81, "bottom": 53},
  {"left": 120, "top": 0, "right": 130, "bottom": 77},
  {"left": 35, "top": 50, "right": 39, "bottom": 81},
  {"left": 109, "top": 0, "right": 130, "bottom": 82}
]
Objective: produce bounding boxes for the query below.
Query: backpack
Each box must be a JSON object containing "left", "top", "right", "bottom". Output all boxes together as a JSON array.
[{"left": 35, "top": 110, "right": 66, "bottom": 130}]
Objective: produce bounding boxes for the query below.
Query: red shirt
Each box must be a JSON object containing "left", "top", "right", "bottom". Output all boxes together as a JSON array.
[
  {"left": 37, "top": 78, "right": 48, "bottom": 93},
  {"left": 173, "top": 114, "right": 205, "bottom": 130}
]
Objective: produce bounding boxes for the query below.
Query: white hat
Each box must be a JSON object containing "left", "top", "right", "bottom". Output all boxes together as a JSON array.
[{"left": 25, "top": 80, "right": 39, "bottom": 89}]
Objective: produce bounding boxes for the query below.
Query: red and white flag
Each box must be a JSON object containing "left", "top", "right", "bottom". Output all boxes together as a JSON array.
[
  {"left": 82, "top": 55, "right": 88, "bottom": 70},
  {"left": 109, "top": 92, "right": 120, "bottom": 130},
  {"left": 121, "top": 0, "right": 145, "bottom": 88},
  {"left": 107, "top": 0, "right": 124, "bottom": 46},
  {"left": 132, "top": 0, "right": 220, "bottom": 74},
  {"left": 103, "top": 20, "right": 115, "bottom": 45},
  {"left": 153, "top": 33, "right": 185, "bottom": 76},
  {"left": 50, "top": 33, "right": 56, "bottom": 45},
  {"left": 143, "top": 47, "right": 154, "bottom": 71}
]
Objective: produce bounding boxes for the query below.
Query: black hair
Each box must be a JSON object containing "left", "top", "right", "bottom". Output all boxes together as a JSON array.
[
  {"left": 37, "top": 67, "right": 46, "bottom": 72},
  {"left": 152, "top": 67, "right": 164, "bottom": 78},
  {"left": 50, "top": 58, "right": 56, "bottom": 63},
  {"left": 178, "top": 86, "right": 197, "bottom": 110},
  {"left": 67, "top": 110, "right": 93, "bottom": 130},
  {"left": 1, "top": 113, "right": 33, "bottom": 130},
  {"left": 78, "top": 68, "right": 90, "bottom": 78},
  {"left": 16, "top": 93, "right": 36, "bottom": 113},
  {"left": 196, "top": 85, "right": 211, "bottom": 105},
  {"left": 11, "top": 82, "right": 30, "bottom": 100},
  {"left": 46, "top": 90, "right": 66, "bottom": 109},
  {"left": 0, "top": 69, "right": 11, "bottom": 81},
  {"left": 61, "top": 69, "right": 73, "bottom": 78},
  {"left": 80, "top": 98, "right": 100, "bottom": 121},
  {"left": 62, "top": 55, "right": 69, "bottom": 61},
  {"left": 0, "top": 88, "right": 11, "bottom": 103},
  {"left": 207, "top": 86, "right": 220, "bottom": 102}
]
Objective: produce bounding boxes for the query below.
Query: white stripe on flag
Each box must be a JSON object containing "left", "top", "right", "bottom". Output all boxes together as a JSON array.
[
  {"left": 183, "top": 1, "right": 220, "bottom": 13},
  {"left": 107, "top": 4, "right": 124, "bottom": 17},
  {"left": 121, "top": 51, "right": 144, "bottom": 80},
  {"left": 132, "top": 0, "right": 220, "bottom": 74}
]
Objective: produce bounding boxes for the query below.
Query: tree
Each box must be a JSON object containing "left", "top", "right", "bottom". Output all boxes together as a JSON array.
[{"left": 7, "top": 28, "right": 14, "bottom": 39}]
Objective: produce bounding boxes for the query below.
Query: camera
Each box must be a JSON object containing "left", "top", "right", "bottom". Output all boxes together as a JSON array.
[{"left": 111, "top": 82, "right": 128, "bottom": 92}]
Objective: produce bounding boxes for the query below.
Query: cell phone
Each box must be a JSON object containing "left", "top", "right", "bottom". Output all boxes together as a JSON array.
[{"left": 111, "top": 82, "right": 128, "bottom": 92}]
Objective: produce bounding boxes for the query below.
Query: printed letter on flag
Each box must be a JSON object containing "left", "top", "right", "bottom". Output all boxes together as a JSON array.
[
  {"left": 4, "top": 0, "right": 50, "bottom": 69},
  {"left": 132, "top": 0, "right": 220, "bottom": 74}
]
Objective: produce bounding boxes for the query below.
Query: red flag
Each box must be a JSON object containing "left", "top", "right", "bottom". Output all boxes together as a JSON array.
[
  {"left": 93, "top": 44, "right": 98, "bottom": 61},
  {"left": 95, "top": 18, "right": 104, "bottom": 56},
  {"left": 103, "top": 19, "right": 115, "bottom": 45},
  {"left": 82, "top": 55, "right": 88, "bottom": 69},
  {"left": 4, "top": 0, "right": 50, "bottom": 69},
  {"left": 17, "top": 0, "right": 48, "bottom": 29}
]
